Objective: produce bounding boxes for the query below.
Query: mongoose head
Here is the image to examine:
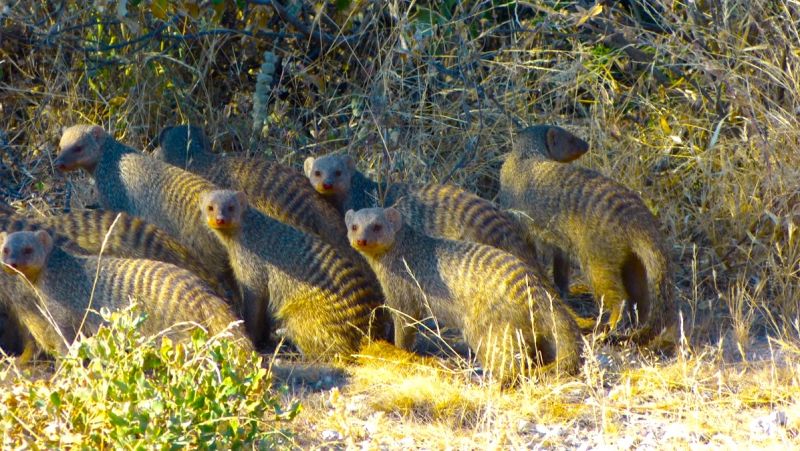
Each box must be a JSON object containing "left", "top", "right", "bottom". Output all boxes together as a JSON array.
[
  {"left": 514, "top": 125, "right": 589, "bottom": 163},
  {"left": 55, "top": 125, "right": 109, "bottom": 173},
  {"left": 345, "top": 207, "right": 403, "bottom": 257},
  {"left": 153, "top": 125, "right": 212, "bottom": 166},
  {"left": 0, "top": 230, "right": 53, "bottom": 282},
  {"left": 304, "top": 154, "right": 356, "bottom": 197},
  {"left": 200, "top": 190, "right": 248, "bottom": 231}
]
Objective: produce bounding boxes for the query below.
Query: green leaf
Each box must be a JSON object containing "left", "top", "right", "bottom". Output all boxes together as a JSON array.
[{"left": 49, "top": 391, "right": 62, "bottom": 408}]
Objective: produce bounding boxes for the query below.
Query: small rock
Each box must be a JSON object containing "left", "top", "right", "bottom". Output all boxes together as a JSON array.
[
  {"left": 750, "top": 410, "right": 787, "bottom": 435},
  {"left": 321, "top": 430, "right": 342, "bottom": 441}
]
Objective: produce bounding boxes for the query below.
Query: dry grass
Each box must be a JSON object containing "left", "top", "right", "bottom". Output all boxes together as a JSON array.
[{"left": 1, "top": 0, "right": 799, "bottom": 447}]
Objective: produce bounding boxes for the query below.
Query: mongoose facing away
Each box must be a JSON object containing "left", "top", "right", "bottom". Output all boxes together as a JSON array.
[
  {"left": 199, "top": 189, "right": 385, "bottom": 357},
  {"left": 55, "top": 125, "right": 237, "bottom": 301},
  {"left": 345, "top": 207, "right": 582, "bottom": 384},
  {"left": 0, "top": 230, "right": 252, "bottom": 357},
  {"left": 155, "top": 125, "right": 348, "bottom": 250},
  {"left": 499, "top": 125, "right": 675, "bottom": 345},
  {"left": 304, "top": 154, "right": 543, "bottom": 272}
]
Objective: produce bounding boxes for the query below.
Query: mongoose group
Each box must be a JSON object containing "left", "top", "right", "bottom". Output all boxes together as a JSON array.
[{"left": 0, "top": 121, "right": 676, "bottom": 385}]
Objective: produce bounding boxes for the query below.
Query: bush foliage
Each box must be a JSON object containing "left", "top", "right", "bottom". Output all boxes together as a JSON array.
[{"left": 0, "top": 307, "right": 298, "bottom": 448}]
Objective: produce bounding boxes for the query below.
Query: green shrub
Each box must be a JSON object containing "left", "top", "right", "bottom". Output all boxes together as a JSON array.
[{"left": 0, "top": 306, "right": 299, "bottom": 448}]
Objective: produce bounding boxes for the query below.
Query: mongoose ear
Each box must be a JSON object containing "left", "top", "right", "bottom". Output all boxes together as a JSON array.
[
  {"left": 545, "top": 127, "right": 589, "bottom": 162},
  {"left": 35, "top": 230, "right": 53, "bottom": 254},
  {"left": 199, "top": 191, "right": 211, "bottom": 208},
  {"left": 384, "top": 208, "right": 403, "bottom": 231},
  {"left": 89, "top": 125, "right": 105, "bottom": 141},
  {"left": 0, "top": 231, "right": 6, "bottom": 246},
  {"left": 303, "top": 157, "right": 315, "bottom": 177},
  {"left": 342, "top": 155, "right": 356, "bottom": 172},
  {"left": 344, "top": 209, "right": 355, "bottom": 227},
  {"left": 157, "top": 126, "right": 175, "bottom": 147},
  {"left": 234, "top": 191, "right": 248, "bottom": 209}
]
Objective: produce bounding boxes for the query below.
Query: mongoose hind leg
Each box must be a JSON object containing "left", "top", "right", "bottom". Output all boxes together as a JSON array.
[{"left": 587, "top": 261, "right": 628, "bottom": 334}]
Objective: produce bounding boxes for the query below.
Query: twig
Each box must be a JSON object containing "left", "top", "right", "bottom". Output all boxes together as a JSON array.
[{"left": 247, "top": 0, "right": 360, "bottom": 47}]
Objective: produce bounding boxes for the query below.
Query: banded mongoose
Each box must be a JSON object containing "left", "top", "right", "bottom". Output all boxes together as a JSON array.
[
  {"left": 199, "top": 189, "right": 385, "bottom": 357},
  {"left": 499, "top": 125, "right": 675, "bottom": 344},
  {"left": 345, "top": 207, "right": 582, "bottom": 384},
  {"left": 0, "top": 230, "right": 252, "bottom": 357},
  {"left": 154, "top": 125, "right": 348, "bottom": 249},
  {"left": 54, "top": 125, "right": 237, "bottom": 301},
  {"left": 304, "top": 154, "right": 542, "bottom": 271},
  {"left": 0, "top": 210, "right": 223, "bottom": 359}
]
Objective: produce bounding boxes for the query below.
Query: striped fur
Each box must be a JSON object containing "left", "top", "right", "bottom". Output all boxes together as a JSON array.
[
  {"left": 304, "top": 154, "right": 542, "bottom": 271},
  {"left": 155, "top": 125, "right": 348, "bottom": 249},
  {"left": 200, "top": 190, "right": 384, "bottom": 358},
  {"left": 385, "top": 182, "right": 541, "bottom": 270},
  {"left": 55, "top": 125, "right": 236, "bottom": 296},
  {"left": 0, "top": 209, "right": 228, "bottom": 295},
  {"left": 346, "top": 208, "right": 582, "bottom": 384},
  {"left": 499, "top": 125, "right": 675, "bottom": 345},
  {"left": 0, "top": 231, "right": 251, "bottom": 356}
]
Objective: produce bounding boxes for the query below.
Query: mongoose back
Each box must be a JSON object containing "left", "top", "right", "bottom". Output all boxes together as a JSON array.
[
  {"left": 0, "top": 209, "right": 227, "bottom": 295},
  {"left": 304, "top": 154, "right": 542, "bottom": 271},
  {"left": 154, "top": 125, "right": 348, "bottom": 249},
  {"left": 54, "top": 125, "right": 236, "bottom": 296},
  {"left": 345, "top": 207, "right": 582, "bottom": 384},
  {"left": 499, "top": 125, "right": 675, "bottom": 344},
  {"left": 0, "top": 230, "right": 252, "bottom": 356},
  {"left": 199, "top": 189, "right": 384, "bottom": 357}
]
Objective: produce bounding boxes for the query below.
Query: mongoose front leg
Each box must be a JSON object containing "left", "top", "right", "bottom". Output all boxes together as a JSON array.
[
  {"left": 17, "top": 338, "right": 38, "bottom": 364},
  {"left": 239, "top": 284, "right": 270, "bottom": 348},
  {"left": 393, "top": 315, "right": 417, "bottom": 350},
  {"left": 553, "top": 248, "right": 571, "bottom": 296}
]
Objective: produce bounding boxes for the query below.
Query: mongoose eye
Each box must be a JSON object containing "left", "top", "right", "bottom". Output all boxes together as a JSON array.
[
  {"left": 73, "top": 145, "right": 83, "bottom": 154},
  {"left": 1, "top": 248, "right": 7, "bottom": 255},
  {"left": 22, "top": 247, "right": 32, "bottom": 255},
  {"left": 334, "top": 170, "right": 342, "bottom": 177},
  {"left": 372, "top": 224, "right": 382, "bottom": 232},
  {"left": 227, "top": 205, "right": 235, "bottom": 212},
  {"left": 207, "top": 205, "right": 214, "bottom": 212},
  {"left": 314, "top": 170, "right": 321, "bottom": 177},
  {"left": 351, "top": 224, "right": 358, "bottom": 232}
]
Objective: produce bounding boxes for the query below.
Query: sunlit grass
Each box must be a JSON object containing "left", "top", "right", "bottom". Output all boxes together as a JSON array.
[{"left": 1, "top": 0, "right": 798, "bottom": 447}]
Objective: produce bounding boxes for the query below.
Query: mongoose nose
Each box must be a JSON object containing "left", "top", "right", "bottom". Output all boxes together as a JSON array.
[
  {"left": 55, "top": 161, "right": 66, "bottom": 171},
  {"left": 356, "top": 239, "right": 367, "bottom": 247},
  {"left": 215, "top": 218, "right": 226, "bottom": 226},
  {"left": 9, "top": 263, "right": 18, "bottom": 269},
  {"left": 322, "top": 183, "right": 333, "bottom": 190}
]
